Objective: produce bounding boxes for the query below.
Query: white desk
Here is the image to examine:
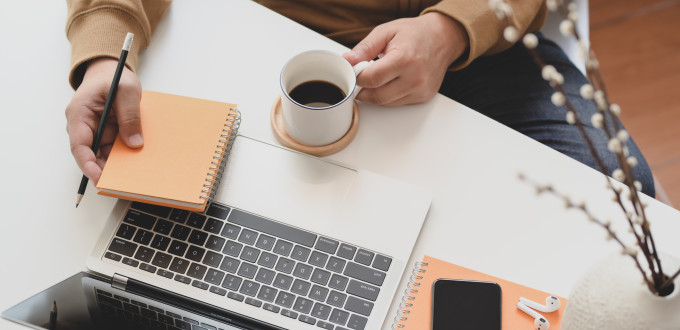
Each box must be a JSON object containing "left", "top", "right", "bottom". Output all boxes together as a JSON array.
[{"left": 1, "top": 1, "right": 679, "bottom": 329}]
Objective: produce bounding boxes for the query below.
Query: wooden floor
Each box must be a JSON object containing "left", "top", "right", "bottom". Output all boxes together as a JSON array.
[{"left": 589, "top": 0, "right": 680, "bottom": 209}]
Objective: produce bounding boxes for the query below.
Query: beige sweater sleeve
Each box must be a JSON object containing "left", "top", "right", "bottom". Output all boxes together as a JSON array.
[
  {"left": 422, "top": 0, "right": 547, "bottom": 70},
  {"left": 65, "top": 0, "right": 171, "bottom": 89}
]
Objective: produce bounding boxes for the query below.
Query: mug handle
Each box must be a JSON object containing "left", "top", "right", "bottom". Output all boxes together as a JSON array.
[{"left": 352, "top": 60, "right": 372, "bottom": 96}]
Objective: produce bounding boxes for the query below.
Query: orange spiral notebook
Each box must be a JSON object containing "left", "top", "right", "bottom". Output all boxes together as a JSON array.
[
  {"left": 96, "top": 90, "right": 240, "bottom": 212},
  {"left": 392, "top": 255, "right": 567, "bottom": 329}
]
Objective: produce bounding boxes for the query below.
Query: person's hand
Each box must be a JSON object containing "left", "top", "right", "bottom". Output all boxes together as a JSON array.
[
  {"left": 65, "top": 58, "right": 143, "bottom": 184},
  {"left": 343, "top": 12, "right": 469, "bottom": 106}
]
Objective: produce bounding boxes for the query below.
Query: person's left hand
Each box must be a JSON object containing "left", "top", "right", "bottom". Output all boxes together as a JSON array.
[{"left": 343, "top": 12, "right": 469, "bottom": 106}]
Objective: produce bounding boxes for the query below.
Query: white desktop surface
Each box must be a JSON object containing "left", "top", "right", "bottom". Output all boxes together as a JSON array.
[{"left": 1, "top": 1, "right": 679, "bottom": 329}]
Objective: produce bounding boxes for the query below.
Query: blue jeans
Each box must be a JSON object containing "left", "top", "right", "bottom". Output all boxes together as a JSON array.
[{"left": 438, "top": 33, "right": 655, "bottom": 197}]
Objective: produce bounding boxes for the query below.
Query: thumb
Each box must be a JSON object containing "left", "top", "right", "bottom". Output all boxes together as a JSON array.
[
  {"left": 114, "top": 89, "right": 144, "bottom": 148},
  {"left": 343, "top": 26, "right": 393, "bottom": 65}
]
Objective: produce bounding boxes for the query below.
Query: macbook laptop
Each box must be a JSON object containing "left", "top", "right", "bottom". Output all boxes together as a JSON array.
[{"left": 3, "top": 135, "right": 431, "bottom": 329}]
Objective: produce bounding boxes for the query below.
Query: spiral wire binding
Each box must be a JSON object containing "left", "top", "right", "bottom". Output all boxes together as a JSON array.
[
  {"left": 391, "top": 261, "right": 429, "bottom": 329},
  {"left": 200, "top": 108, "right": 241, "bottom": 201}
]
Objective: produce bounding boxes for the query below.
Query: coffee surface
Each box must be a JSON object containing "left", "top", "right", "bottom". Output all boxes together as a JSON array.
[{"left": 289, "top": 80, "right": 346, "bottom": 107}]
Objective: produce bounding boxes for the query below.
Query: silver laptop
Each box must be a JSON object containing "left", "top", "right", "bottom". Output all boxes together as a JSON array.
[{"left": 3, "top": 135, "right": 431, "bottom": 330}]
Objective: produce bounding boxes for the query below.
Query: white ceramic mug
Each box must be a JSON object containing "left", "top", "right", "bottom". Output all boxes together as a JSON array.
[{"left": 280, "top": 50, "right": 370, "bottom": 146}]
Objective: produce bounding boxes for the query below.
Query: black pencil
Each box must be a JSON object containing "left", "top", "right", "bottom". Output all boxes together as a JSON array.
[
  {"left": 76, "top": 32, "right": 134, "bottom": 207},
  {"left": 49, "top": 300, "right": 57, "bottom": 330}
]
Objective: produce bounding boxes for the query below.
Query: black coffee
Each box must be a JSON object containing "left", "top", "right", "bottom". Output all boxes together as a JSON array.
[{"left": 289, "top": 80, "right": 346, "bottom": 107}]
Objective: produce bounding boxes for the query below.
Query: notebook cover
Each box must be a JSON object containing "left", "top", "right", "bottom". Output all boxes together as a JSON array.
[
  {"left": 96, "top": 90, "right": 237, "bottom": 212},
  {"left": 399, "top": 255, "right": 567, "bottom": 329}
]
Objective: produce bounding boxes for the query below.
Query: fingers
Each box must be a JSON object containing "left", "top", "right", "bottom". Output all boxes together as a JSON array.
[
  {"left": 113, "top": 80, "right": 144, "bottom": 148},
  {"left": 343, "top": 25, "right": 395, "bottom": 65}
]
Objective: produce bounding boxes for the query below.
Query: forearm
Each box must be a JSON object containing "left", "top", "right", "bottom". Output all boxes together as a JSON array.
[
  {"left": 65, "top": 0, "right": 171, "bottom": 89},
  {"left": 421, "top": 0, "right": 547, "bottom": 70}
]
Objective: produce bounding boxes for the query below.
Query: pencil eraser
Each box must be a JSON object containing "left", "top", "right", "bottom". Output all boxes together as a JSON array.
[{"left": 123, "top": 33, "right": 134, "bottom": 51}]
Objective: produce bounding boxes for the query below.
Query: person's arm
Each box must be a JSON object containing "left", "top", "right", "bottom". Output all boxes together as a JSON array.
[
  {"left": 343, "top": 0, "right": 546, "bottom": 106},
  {"left": 64, "top": 0, "right": 171, "bottom": 184}
]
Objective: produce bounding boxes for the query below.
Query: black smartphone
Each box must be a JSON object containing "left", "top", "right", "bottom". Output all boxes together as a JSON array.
[{"left": 431, "top": 279, "right": 502, "bottom": 330}]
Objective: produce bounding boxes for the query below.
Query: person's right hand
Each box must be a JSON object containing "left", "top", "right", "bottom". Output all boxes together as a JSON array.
[{"left": 65, "top": 58, "right": 143, "bottom": 184}]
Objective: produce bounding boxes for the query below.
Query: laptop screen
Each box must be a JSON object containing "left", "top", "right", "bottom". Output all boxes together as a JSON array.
[{"left": 2, "top": 272, "right": 245, "bottom": 330}]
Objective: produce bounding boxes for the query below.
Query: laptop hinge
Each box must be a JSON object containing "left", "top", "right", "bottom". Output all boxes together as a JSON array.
[{"left": 111, "top": 273, "right": 129, "bottom": 291}]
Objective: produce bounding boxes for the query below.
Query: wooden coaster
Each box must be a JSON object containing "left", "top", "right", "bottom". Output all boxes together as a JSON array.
[{"left": 270, "top": 95, "right": 359, "bottom": 157}]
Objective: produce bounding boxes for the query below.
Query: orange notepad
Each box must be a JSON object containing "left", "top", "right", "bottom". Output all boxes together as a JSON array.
[
  {"left": 393, "top": 255, "right": 567, "bottom": 329},
  {"left": 96, "top": 90, "right": 240, "bottom": 212}
]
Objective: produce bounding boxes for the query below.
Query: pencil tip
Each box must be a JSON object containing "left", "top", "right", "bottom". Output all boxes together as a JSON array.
[{"left": 76, "top": 194, "right": 83, "bottom": 208}]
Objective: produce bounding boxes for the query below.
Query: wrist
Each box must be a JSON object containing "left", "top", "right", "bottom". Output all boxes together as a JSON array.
[{"left": 422, "top": 12, "right": 470, "bottom": 66}]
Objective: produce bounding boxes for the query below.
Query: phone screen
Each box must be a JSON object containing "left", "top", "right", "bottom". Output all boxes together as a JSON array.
[{"left": 431, "top": 279, "right": 501, "bottom": 330}]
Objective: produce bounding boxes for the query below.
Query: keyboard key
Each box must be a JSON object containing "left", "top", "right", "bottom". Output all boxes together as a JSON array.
[
  {"left": 344, "top": 262, "right": 386, "bottom": 286},
  {"left": 227, "top": 291, "right": 244, "bottom": 302},
  {"left": 169, "top": 258, "right": 190, "bottom": 274},
  {"left": 291, "top": 245, "right": 311, "bottom": 262},
  {"left": 204, "top": 269, "right": 225, "bottom": 286},
  {"left": 153, "top": 219, "right": 173, "bottom": 235},
  {"left": 255, "top": 234, "right": 276, "bottom": 251},
  {"left": 187, "top": 263, "right": 207, "bottom": 280},
  {"left": 169, "top": 209, "right": 190, "bottom": 223},
  {"left": 191, "top": 280, "right": 209, "bottom": 290},
  {"left": 222, "top": 274, "right": 242, "bottom": 291},
  {"left": 298, "top": 314, "right": 316, "bottom": 325},
  {"left": 108, "top": 238, "right": 138, "bottom": 257},
  {"left": 187, "top": 213, "right": 207, "bottom": 229},
  {"left": 372, "top": 254, "right": 392, "bottom": 272},
  {"left": 150, "top": 235, "right": 171, "bottom": 251},
  {"left": 131, "top": 202, "right": 171, "bottom": 218},
  {"left": 327, "top": 291, "right": 347, "bottom": 308},
  {"left": 309, "top": 285, "right": 329, "bottom": 302},
  {"left": 239, "top": 280, "right": 260, "bottom": 297},
  {"left": 203, "top": 218, "right": 223, "bottom": 234},
  {"left": 346, "top": 313, "right": 368, "bottom": 330},
  {"left": 311, "top": 302, "right": 332, "bottom": 320},
  {"left": 220, "top": 224, "right": 241, "bottom": 239},
  {"left": 255, "top": 268, "right": 275, "bottom": 285},
  {"left": 238, "top": 229, "right": 258, "bottom": 245},
  {"left": 133, "top": 229, "right": 154, "bottom": 245},
  {"left": 240, "top": 246, "right": 260, "bottom": 263},
  {"left": 223, "top": 240, "right": 243, "bottom": 257},
  {"left": 245, "top": 297, "right": 263, "bottom": 307},
  {"left": 116, "top": 224, "right": 136, "bottom": 240},
  {"left": 170, "top": 225, "right": 191, "bottom": 241},
  {"left": 228, "top": 209, "right": 317, "bottom": 247},
  {"left": 293, "top": 297, "right": 314, "bottom": 314},
  {"left": 124, "top": 209, "right": 156, "bottom": 230},
  {"left": 237, "top": 262, "right": 258, "bottom": 279},
  {"left": 317, "top": 320, "right": 334, "bottom": 329},
  {"left": 315, "top": 237, "right": 339, "bottom": 254},
  {"left": 337, "top": 243, "right": 357, "bottom": 260},
  {"left": 257, "top": 286, "right": 278, "bottom": 302},
  {"left": 257, "top": 251, "right": 278, "bottom": 268},
  {"left": 311, "top": 268, "right": 331, "bottom": 286},
  {"left": 345, "top": 296, "right": 373, "bottom": 316},
  {"left": 157, "top": 269, "right": 173, "bottom": 279},
  {"left": 219, "top": 256, "right": 240, "bottom": 273},
  {"left": 186, "top": 245, "right": 206, "bottom": 262},
  {"left": 292, "top": 263, "right": 312, "bottom": 280},
  {"left": 206, "top": 203, "right": 230, "bottom": 219},
  {"left": 275, "top": 257, "right": 295, "bottom": 274},
  {"left": 326, "top": 256, "right": 346, "bottom": 273},
  {"left": 354, "top": 249, "right": 374, "bottom": 266},
  {"left": 175, "top": 319, "right": 192, "bottom": 330},
  {"left": 275, "top": 291, "right": 296, "bottom": 308},
  {"left": 205, "top": 235, "right": 226, "bottom": 252},
  {"left": 280, "top": 309, "right": 298, "bottom": 319},
  {"left": 122, "top": 257, "right": 139, "bottom": 268},
  {"left": 168, "top": 240, "right": 188, "bottom": 256},
  {"left": 273, "top": 273, "right": 293, "bottom": 291},
  {"left": 347, "top": 280, "right": 380, "bottom": 301},
  {"left": 309, "top": 251, "right": 329, "bottom": 268},
  {"left": 202, "top": 250, "right": 223, "bottom": 268},
  {"left": 105, "top": 252, "right": 122, "bottom": 261},
  {"left": 209, "top": 286, "right": 227, "bottom": 296},
  {"left": 174, "top": 275, "right": 192, "bottom": 285},
  {"left": 291, "top": 279, "right": 312, "bottom": 296},
  {"left": 188, "top": 230, "right": 208, "bottom": 246},
  {"left": 134, "top": 247, "right": 155, "bottom": 263},
  {"left": 273, "top": 240, "right": 293, "bottom": 256},
  {"left": 263, "top": 303, "right": 280, "bottom": 313},
  {"left": 151, "top": 252, "right": 172, "bottom": 268}
]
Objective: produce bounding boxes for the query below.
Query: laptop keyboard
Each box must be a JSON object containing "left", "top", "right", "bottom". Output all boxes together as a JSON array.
[{"left": 105, "top": 202, "right": 393, "bottom": 330}]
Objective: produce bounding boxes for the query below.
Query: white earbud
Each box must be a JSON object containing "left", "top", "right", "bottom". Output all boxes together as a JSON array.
[
  {"left": 519, "top": 296, "right": 561, "bottom": 313},
  {"left": 517, "top": 302, "right": 550, "bottom": 330}
]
